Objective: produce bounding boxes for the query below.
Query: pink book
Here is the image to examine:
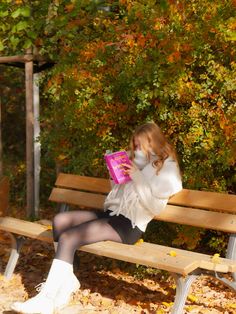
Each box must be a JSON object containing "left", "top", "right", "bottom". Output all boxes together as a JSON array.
[{"left": 104, "top": 151, "right": 132, "bottom": 184}]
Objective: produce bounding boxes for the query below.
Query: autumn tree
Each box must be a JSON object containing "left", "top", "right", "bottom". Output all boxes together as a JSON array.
[{"left": 0, "top": 0, "right": 235, "bottom": 249}]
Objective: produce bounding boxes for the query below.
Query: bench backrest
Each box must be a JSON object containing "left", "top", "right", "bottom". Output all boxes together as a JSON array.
[
  {"left": 0, "top": 176, "right": 9, "bottom": 216},
  {"left": 49, "top": 173, "right": 236, "bottom": 234}
]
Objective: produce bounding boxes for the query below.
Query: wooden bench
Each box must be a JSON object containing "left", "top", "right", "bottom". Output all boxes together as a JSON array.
[
  {"left": 0, "top": 173, "right": 236, "bottom": 314},
  {"left": 0, "top": 176, "right": 53, "bottom": 279},
  {"left": 0, "top": 176, "right": 10, "bottom": 273}
]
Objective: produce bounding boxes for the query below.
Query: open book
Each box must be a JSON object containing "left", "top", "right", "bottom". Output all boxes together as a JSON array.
[{"left": 104, "top": 151, "right": 132, "bottom": 184}]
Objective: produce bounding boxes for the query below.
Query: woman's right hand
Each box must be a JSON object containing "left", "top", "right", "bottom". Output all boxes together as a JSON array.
[{"left": 123, "top": 162, "right": 138, "bottom": 176}]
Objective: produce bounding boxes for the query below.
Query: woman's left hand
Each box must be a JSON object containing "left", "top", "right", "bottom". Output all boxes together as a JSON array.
[{"left": 123, "top": 162, "right": 138, "bottom": 176}]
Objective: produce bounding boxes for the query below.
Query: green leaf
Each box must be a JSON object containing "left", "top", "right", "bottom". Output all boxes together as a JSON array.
[
  {"left": 0, "top": 23, "right": 7, "bottom": 31},
  {"left": 226, "top": 31, "right": 236, "bottom": 41},
  {"left": 10, "top": 7, "right": 31, "bottom": 18},
  {"left": 23, "top": 38, "right": 33, "bottom": 49},
  {"left": 160, "top": 0, "right": 168, "bottom": 10},
  {"left": 10, "top": 35, "right": 20, "bottom": 48},
  {"left": 0, "top": 10, "right": 8, "bottom": 18},
  {"left": 20, "top": 7, "right": 31, "bottom": 17},
  {"left": 16, "top": 21, "right": 29, "bottom": 32},
  {"left": 11, "top": 8, "right": 21, "bottom": 18},
  {"left": 27, "top": 30, "right": 37, "bottom": 39},
  {"left": 0, "top": 40, "right": 4, "bottom": 51}
]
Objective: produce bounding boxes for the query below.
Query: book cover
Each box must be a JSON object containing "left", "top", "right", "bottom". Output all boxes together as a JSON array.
[{"left": 104, "top": 151, "right": 132, "bottom": 184}]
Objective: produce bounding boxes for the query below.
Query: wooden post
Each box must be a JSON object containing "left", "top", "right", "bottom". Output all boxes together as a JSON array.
[
  {"left": 0, "top": 53, "right": 51, "bottom": 218},
  {"left": 0, "top": 98, "right": 2, "bottom": 178},
  {"left": 0, "top": 176, "right": 9, "bottom": 216},
  {"left": 25, "top": 55, "right": 35, "bottom": 218}
]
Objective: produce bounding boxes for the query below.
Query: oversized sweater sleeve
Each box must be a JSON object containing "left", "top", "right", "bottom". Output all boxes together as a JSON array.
[{"left": 130, "top": 161, "right": 182, "bottom": 215}]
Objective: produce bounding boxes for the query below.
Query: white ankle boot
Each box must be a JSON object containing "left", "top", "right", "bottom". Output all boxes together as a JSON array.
[
  {"left": 54, "top": 273, "right": 80, "bottom": 309},
  {"left": 11, "top": 259, "right": 73, "bottom": 314},
  {"left": 52, "top": 241, "right": 81, "bottom": 309},
  {"left": 11, "top": 294, "right": 54, "bottom": 314}
]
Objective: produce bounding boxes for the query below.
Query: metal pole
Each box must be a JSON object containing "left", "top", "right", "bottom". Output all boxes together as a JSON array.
[
  {"left": 33, "top": 73, "right": 40, "bottom": 218},
  {"left": 25, "top": 58, "right": 34, "bottom": 218}
]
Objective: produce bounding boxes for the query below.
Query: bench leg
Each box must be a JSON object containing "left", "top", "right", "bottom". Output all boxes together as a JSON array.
[
  {"left": 4, "top": 233, "right": 25, "bottom": 280},
  {"left": 214, "top": 272, "right": 236, "bottom": 291},
  {"left": 170, "top": 273, "right": 198, "bottom": 314},
  {"left": 226, "top": 233, "right": 236, "bottom": 282},
  {"left": 59, "top": 203, "right": 69, "bottom": 213}
]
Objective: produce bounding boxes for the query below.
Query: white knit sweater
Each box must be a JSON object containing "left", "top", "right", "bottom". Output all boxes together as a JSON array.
[{"left": 104, "top": 157, "right": 182, "bottom": 232}]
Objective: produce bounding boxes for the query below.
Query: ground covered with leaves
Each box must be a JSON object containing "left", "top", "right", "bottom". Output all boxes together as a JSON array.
[{"left": 0, "top": 230, "right": 236, "bottom": 314}]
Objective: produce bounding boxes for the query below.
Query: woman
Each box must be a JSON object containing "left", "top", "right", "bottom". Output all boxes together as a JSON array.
[{"left": 11, "top": 122, "right": 182, "bottom": 314}]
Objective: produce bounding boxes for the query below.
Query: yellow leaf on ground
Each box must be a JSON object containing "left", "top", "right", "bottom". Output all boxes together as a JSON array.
[
  {"left": 185, "top": 305, "right": 199, "bottom": 312},
  {"left": 162, "top": 301, "right": 173, "bottom": 308},
  {"left": 101, "top": 298, "right": 113, "bottom": 307},
  {"left": 81, "top": 296, "right": 89, "bottom": 304},
  {"left": 187, "top": 294, "right": 198, "bottom": 302},
  {"left": 228, "top": 303, "right": 236, "bottom": 309}
]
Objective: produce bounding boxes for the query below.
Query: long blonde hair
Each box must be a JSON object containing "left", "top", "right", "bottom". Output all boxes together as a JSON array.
[{"left": 130, "top": 122, "right": 178, "bottom": 173}]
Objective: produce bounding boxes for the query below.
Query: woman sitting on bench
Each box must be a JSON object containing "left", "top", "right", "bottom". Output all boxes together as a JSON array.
[{"left": 12, "top": 122, "right": 182, "bottom": 314}]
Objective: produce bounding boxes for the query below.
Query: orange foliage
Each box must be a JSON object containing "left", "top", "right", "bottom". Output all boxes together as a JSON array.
[{"left": 167, "top": 51, "right": 181, "bottom": 63}]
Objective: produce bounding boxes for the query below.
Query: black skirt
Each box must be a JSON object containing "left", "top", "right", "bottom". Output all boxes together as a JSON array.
[{"left": 95, "top": 210, "right": 143, "bottom": 245}]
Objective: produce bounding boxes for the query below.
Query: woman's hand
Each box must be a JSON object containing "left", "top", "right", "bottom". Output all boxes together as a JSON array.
[{"left": 123, "top": 161, "right": 138, "bottom": 176}]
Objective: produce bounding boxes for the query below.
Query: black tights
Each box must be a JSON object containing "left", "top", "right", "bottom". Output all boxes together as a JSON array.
[{"left": 52, "top": 210, "right": 122, "bottom": 264}]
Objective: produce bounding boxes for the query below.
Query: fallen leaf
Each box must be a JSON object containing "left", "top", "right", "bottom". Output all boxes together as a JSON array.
[
  {"left": 135, "top": 238, "right": 144, "bottom": 245},
  {"left": 168, "top": 250, "right": 177, "bottom": 257},
  {"left": 211, "top": 253, "right": 220, "bottom": 264},
  {"left": 228, "top": 303, "right": 236, "bottom": 309},
  {"left": 185, "top": 305, "right": 199, "bottom": 312},
  {"left": 162, "top": 301, "right": 173, "bottom": 308},
  {"left": 187, "top": 294, "right": 198, "bottom": 302}
]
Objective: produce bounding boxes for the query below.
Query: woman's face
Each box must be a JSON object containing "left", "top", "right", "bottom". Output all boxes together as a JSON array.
[{"left": 134, "top": 136, "right": 152, "bottom": 153}]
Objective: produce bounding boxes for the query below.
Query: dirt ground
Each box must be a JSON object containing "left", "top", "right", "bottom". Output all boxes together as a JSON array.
[{"left": 0, "top": 231, "right": 236, "bottom": 314}]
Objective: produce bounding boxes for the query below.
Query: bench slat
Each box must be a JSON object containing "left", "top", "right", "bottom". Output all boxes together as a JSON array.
[
  {"left": 55, "top": 173, "right": 110, "bottom": 194},
  {"left": 0, "top": 176, "right": 9, "bottom": 216},
  {"left": 1, "top": 217, "right": 235, "bottom": 275},
  {"left": 170, "top": 189, "right": 236, "bottom": 213},
  {"left": 158, "top": 204, "right": 236, "bottom": 233},
  {"left": 80, "top": 241, "right": 236, "bottom": 275},
  {"left": 49, "top": 188, "right": 236, "bottom": 233},
  {"left": 49, "top": 188, "right": 106, "bottom": 209},
  {"left": 142, "top": 242, "right": 236, "bottom": 273},
  {"left": 55, "top": 174, "right": 236, "bottom": 213},
  {"left": 0, "top": 217, "right": 52, "bottom": 243},
  {"left": 80, "top": 240, "right": 200, "bottom": 275}
]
